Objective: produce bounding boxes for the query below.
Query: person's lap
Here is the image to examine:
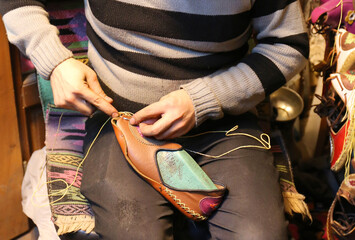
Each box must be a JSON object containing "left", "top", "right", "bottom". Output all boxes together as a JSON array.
[{"left": 81, "top": 112, "right": 287, "bottom": 240}]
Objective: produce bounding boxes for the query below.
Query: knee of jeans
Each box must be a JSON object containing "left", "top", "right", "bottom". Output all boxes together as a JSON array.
[
  {"left": 209, "top": 219, "right": 287, "bottom": 240},
  {"left": 96, "top": 215, "right": 174, "bottom": 240},
  {"left": 237, "top": 224, "right": 287, "bottom": 240},
  {"left": 212, "top": 228, "right": 287, "bottom": 240},
  {"left": 80, "top": 168, "right": 116, "bottom": 202}
]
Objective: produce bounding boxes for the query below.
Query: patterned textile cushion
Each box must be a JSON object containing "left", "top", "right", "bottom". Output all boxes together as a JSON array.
[{"left": 37, "top": 0, "right": 95, "bottom": 236}]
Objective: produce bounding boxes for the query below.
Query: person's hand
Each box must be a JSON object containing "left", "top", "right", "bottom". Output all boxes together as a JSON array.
[
  {"left": 130, "top": 89, "right": 196, "bottom": 140},
  {"left": 50, "top": 58, "right": 118, "bottom": 117}
]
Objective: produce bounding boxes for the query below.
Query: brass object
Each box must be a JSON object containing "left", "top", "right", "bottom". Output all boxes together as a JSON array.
[{"left": 270, "top": 87, "right": 304, "bottom": 122}]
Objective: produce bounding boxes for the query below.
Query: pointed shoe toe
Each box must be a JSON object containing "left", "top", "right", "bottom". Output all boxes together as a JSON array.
[{"left": 111, "top": 113, "right": 226, "bottom": 221}]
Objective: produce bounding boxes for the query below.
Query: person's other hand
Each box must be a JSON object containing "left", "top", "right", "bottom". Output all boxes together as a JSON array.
[
  {"left": 50, "top": 58, "right": 118, "bottom": 117},
  {"left": 130, "top": 89, "right": 196, "bottom": 140}
]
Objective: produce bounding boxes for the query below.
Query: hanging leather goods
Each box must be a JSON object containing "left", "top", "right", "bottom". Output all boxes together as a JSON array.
[{"left": 111, "top": 112, "right": 226, "bottom": 221}]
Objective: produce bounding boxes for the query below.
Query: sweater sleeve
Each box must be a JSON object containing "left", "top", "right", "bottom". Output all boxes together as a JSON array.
[
  {"left": 181, "top": 0, "right": 309, "bottom": 126},
  {"left": 0, "top": 0, "right": 73, "bottom": 79}
]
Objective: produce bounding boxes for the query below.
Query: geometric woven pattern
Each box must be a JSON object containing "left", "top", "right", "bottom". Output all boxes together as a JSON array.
[
  {"left": 47, "top": 154, "right": 83, "bottom": 167},
  {"left": 271, "top": 130, "right": 311, "bottom": 220},
  {"left": 45, "top": 106, "right": 94, "bottom": 235},
  {"left": 52, "top": 205, "right": 94, "bottom": 216}
]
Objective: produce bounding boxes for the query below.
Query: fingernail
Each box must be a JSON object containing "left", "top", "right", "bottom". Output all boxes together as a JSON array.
[
  {"left": 112, "top": 112, "right": 119, "bottom": 118},
  {"left": 129, "top": 118, "right": 136, "bottom": 125},
  {"left": 105, "top": 96, "right": 113, "bottom": 102}
]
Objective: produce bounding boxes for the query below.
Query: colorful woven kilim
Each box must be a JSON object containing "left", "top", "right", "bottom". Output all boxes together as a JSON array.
[
  {"left": 37, "top": 1, "right": 94, "bottom": 235},
  {"left": 45, "top": 106, "right": 94, "bottom": 235},
  {"left": 271, "top": 130, "right": 312, "bottom": 220},
  {"left": 20, "top": 1, "right": 88, "bottom": 74},
  {"left": 36, "top": 1, "right": 311, "bottom": 236},
  {"left": 47, "top": 1, "right": 88, "bottom": 62}
]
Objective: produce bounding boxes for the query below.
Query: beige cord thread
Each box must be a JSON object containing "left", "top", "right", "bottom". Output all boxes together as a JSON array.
[
  {"left": 181, "top": 125, "right": 271, "bottom": 159},
  {"left": 338, "top": 81, "right": 355, "bottom": 180},
  {"left": 31, "top": 112, "right": 64, "bottom": 207},
  {"left": 344, "top": 104, "right": 355, "bottom": 180},
  {"left": 31, "top": 115, "right": 111, "bottom": 207},
  {"left": 163, "top": 187, "right": 207, "bottom": 220},
  {"left": 32, "top": 111, "right": 270, "bottom": 206},
  {"left": 330, "top": 0, "right": 344, "bottom": 66}
]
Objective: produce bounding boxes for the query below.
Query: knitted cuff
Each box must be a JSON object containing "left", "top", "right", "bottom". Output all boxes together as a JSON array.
[
  {"left": 181, "top": 79, "right": 223, "bottom": 126},
  {"left": 29, "top": 36, "right": 73, "bottom": 80}
]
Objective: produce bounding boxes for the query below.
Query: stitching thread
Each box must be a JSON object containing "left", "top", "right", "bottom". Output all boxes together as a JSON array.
[{"left": 163, "top": 187, "right": 207, "bottom": 221}]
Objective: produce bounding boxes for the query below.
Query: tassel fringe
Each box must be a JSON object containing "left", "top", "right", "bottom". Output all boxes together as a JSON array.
[
  {"left": 282, "top": 191, "right": 312, "bottom": 221},
  {"left": 55, "top": 215, "right": 95, "bottom": 235}
]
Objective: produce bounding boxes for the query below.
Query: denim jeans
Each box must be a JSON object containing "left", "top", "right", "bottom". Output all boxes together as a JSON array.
[{"left": 81, "top": 112, "right": 287, "bottom": 240}]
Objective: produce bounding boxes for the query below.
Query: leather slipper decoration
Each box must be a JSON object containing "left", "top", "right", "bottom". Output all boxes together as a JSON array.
[
  {"left": 328, "top": 71, "right": 355, "bottom": 171},
  {"left": 327, "top": 174, "right": 355, "bottom": 239},
  {"left": 310, "top": 0, "right": 355, "bottom": 34},
  {"left": 111, "top": 113, "right": 226, "bottom": 221},
  {"left": 334, "top": 28, "right": 355, "bottom": 73}
]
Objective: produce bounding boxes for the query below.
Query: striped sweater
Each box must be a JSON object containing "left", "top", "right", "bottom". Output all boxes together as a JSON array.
[{"left": 0, "top": 0, "right": 309, "bottom": 125}]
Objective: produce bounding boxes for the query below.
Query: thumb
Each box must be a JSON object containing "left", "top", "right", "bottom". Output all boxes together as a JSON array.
[{"left": 86, "top": 71, "right": 113, "bottom": 103}]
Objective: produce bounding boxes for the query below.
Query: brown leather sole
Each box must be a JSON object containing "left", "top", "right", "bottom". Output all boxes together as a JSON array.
[{"left": 111, "top": 113, "right": 226, "bottom": 221}]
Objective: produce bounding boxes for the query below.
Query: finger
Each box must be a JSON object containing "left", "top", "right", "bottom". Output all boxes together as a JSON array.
[
  {"left": 154, "top": 120, "right": 187, "bottom": 140},
  {"left": 52, "top": 88, "right": 95, "bottom": 115},
  {"left": 70, "top": 99, "right": 96, "bottom": 116},
  {"left": 130, "top": 102, "right": 165, "bottom": 125},
  {"left": 138, "top": 114, "right": 175, "bottom": 137},
  {"left": 142, "top": 118, "right": 158, "bottom": 125},
  {"left": 58, "top": 89, "right": 95, "bottom": 115},
  {"left": 86, "top": 71, "right": 113, "bottom": 103},
  {"left": 79, "top": 87, "right": 118, "bottom": 117}
]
